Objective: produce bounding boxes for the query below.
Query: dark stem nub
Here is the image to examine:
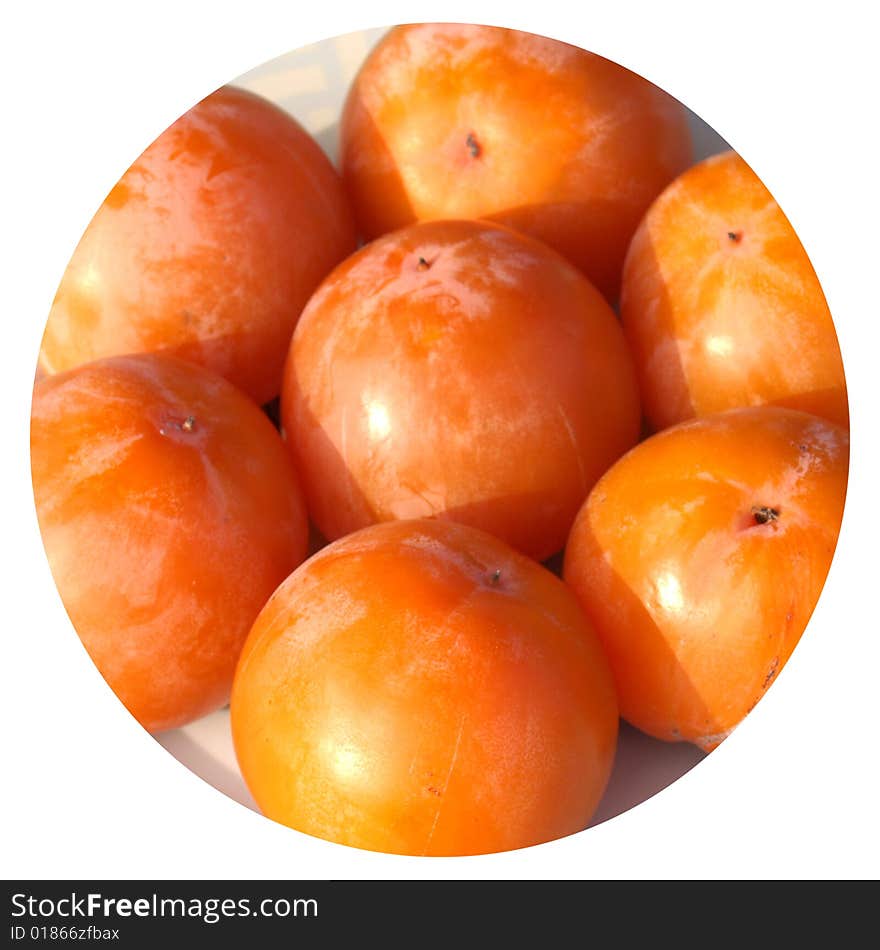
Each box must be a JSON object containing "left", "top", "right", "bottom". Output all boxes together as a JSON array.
[
  {"left": 752, "top": 505, "right": 780, "bottom": 525},
  {"left": 489, "top": 568, "right": 502, "bottom": 586},
  {"left": 181, "top": 415, "right": 196, "bottom": 433},
  {"left": 727, "top": 230, "right": 743, "bottom": 243},
  {"left": 465, "top": 132, "right": 481, "bottom": 159},
  {"left": 416, "top": 256, "right": 430, "bottom": 271}
]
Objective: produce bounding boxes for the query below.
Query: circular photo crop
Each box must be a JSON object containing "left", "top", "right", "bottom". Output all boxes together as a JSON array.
[{"left": 30, "top": 23, "right": 849, "bottom": 857}]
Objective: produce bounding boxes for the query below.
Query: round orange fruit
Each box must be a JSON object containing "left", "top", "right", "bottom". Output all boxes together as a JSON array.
[
  {"left": 620, "top": 150, "right": 848, "bottom": 431},
  {"left": 31, "top": 353, "right": 310, "bottom": 732},
  {"left": 231, "top": 519, "right": 619, "bottom": 856},
  {"left": 563, "top": 406, "right": 848, "bottom": 751},
  {"left": 281, "top": 218, "right": 641, "bottom": 562},
  {"left": 340, "top": 23, "right": 692, "bottom": 301},
  {"left": 40, "top": 85, "right": 357, "bottom": 405}
]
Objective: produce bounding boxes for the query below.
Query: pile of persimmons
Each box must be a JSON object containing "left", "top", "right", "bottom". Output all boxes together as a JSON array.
[{"left": 30, "top": 24, "right": 848, "bottom": 857}]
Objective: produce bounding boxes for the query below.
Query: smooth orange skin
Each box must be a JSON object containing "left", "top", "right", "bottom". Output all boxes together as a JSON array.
[
  {"left": 340, "top": 23, "right": 692, "bottom": 301},
  {"left": 281, "top": 219, "right": 641, "bottom": 562},
  {"left": 620, "top": 150, "right": 848, "bottom": 431},
  {"left": 40, "top": 86, "right": 357, "bottom": 405},
  {"left": 231, "top": 519, "right": 618, "bottom": 857},
  {"left": 563, "top": 407, "right": 848, "bottom": 751},
  {"left": 31, "top": 354, "right": 309, "bottom": 733}
]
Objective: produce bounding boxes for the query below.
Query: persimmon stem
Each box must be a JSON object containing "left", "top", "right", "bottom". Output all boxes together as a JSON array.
[
  {"left": 159, "top": 415, "right": 197, "bottom": 436},
  {"left": 466, "top": 132, "right": 481, "bottom": 159},
  {"left": 752, "top": 505, "right": 779, "bottom": 524}
]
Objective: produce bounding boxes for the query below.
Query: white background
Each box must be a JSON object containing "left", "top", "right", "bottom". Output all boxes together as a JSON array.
[{"left": 2, "top": 0, "right": 878, "bottom": 880}]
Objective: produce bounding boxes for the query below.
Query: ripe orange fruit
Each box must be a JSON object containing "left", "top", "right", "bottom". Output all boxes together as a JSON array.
[
  {"left": 31, "top": 353, "right": 309, "bottom": 732},
  {"left": 281, "top": 219, "right": 641, "bottom": 562},
  {"left": 620, "top": 150, "right": 848, "bottom": 430},
  {"left": 231, "top": 519, "right": 618, "bottom": 856},
  {"left": 340, "top": 23, "right": 692, "bottom": 301},
  {"left": 563, "top": 407, "right": 848, "bottom": 751},
  {"left": 40, "top": 86, "right": 357, "bottom": 405}
]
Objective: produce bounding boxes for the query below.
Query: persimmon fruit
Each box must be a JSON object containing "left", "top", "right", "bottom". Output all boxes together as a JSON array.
[
  {"left": 340, "top": 23, "right": 693, "bottom": 301},
  {"left": 281, "top": 218, "right": 641, "bottom": 562},
  {"left": 563, "top": 406, "right": 849, "bottom": 751},
  {"left": 31, "top": 353, "right": 309, "bottom": 733},
  {"left": 620, "top": 150, "right": 848, "bottom": 431},
  {"left": 40, "top": 85, "right": 357, "bottom": 405},
  {"left": 230, "top": 518, "right": 618, "bottom": 856}
]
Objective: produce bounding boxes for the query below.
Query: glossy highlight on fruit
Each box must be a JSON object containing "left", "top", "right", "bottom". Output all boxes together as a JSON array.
[
  {"left": 40, "top": 85, "right": 357, "bottom": 405},
  {"left": 31, "top": 353, "right": 310, "bottom": 733},
  {"left": 231, "top": 519, "right": 619, "bottom": 856},
  {"left": 563, "top": 406, "right": 848, "bottom": 751},
  {"left": 282, "top": 219, "right": 642, "bottom": 561},
  {"left": 620, "top": 150, "right": 848, "bottom": 431},
  {"left": 341, "top": 23, "right": 692, "bottom": 300}
]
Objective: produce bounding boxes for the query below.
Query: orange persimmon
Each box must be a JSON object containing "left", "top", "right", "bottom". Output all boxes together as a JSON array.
[
  {"left": 40, "top": 85, "right": 357, "bottom": 405},
  {"left": 231, "top": 518, "right": 618, "bottom": 856},
  {"left": 563, "top": 406, "right": 848, "bottom": 751},
  {"left": 31, "top": 353, "right": 309, "bottom": 732},
  {"left": 340, "top": 23, "right": 692, "bottom": 301},
  {"left": 620, "top": 150, "right": 848, "bottom": 430},
  {"left": 281, "top": 219, "right": 641, "bottom": 562}
]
